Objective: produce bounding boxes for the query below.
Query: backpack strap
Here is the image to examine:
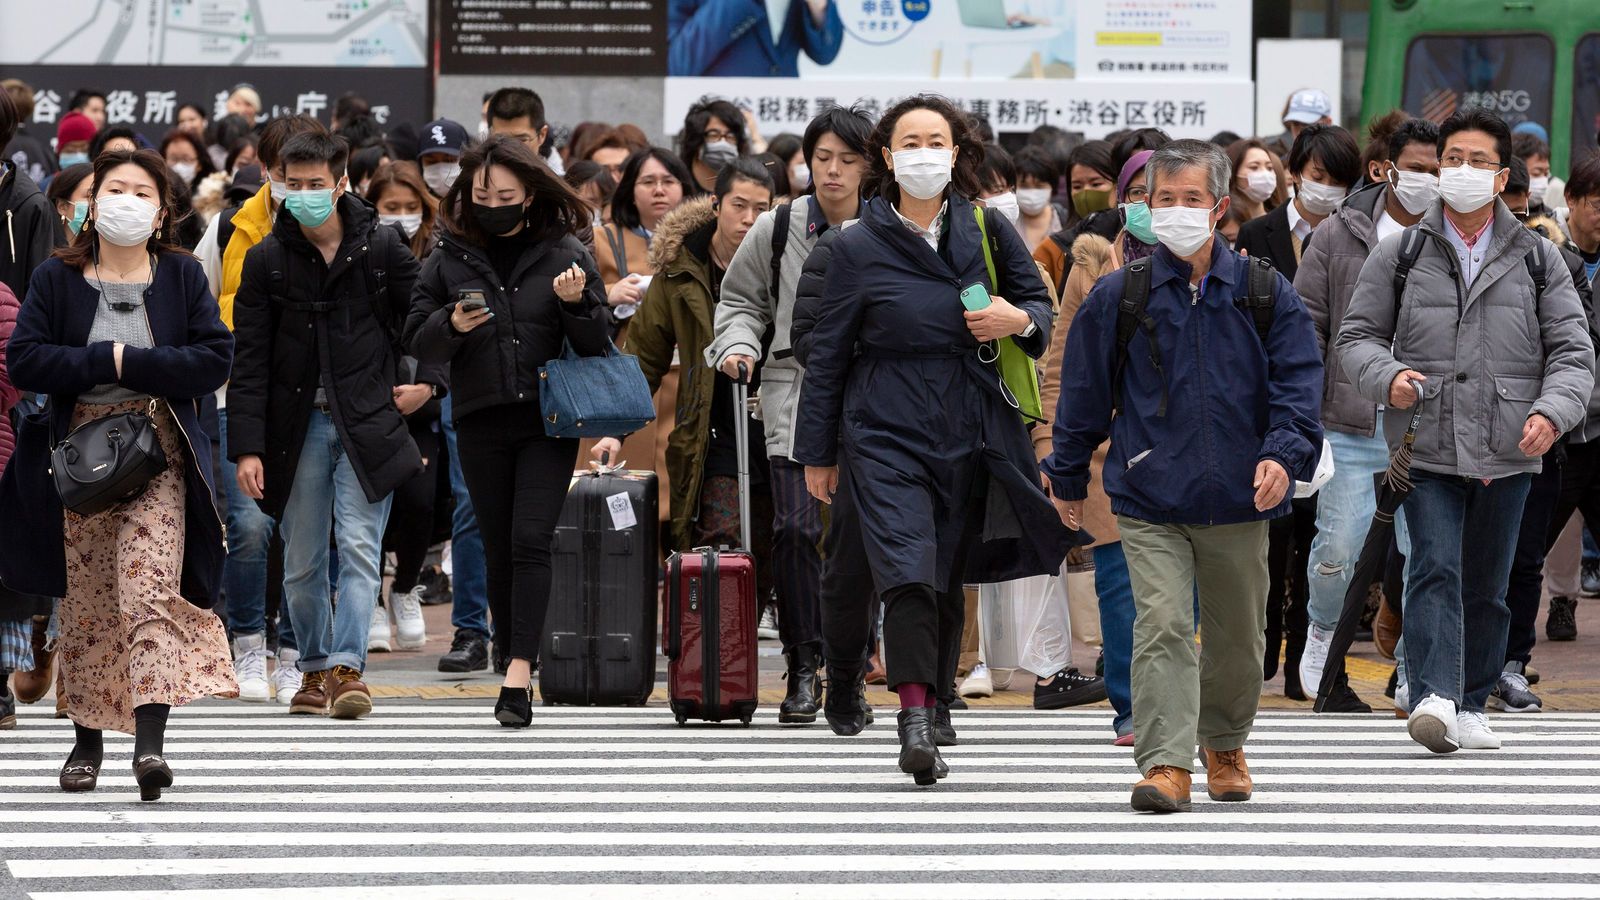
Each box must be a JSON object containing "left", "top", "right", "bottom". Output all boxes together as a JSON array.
[
  {"left": 1391, "top": 226, "right": 1428, "bottom": 317},
  {"left": 603, "top": 225, "right": 629, "bottom": 276},
  {"left": 216, "top": 205, "right": 240, "bottom": 253},
  {"left": 769, "top": 202, "right": 792, "bottom": 301},
  {"left": 1238, "top": 256, "right": 1277, "bottom": 345},
  {"left": 1113, "top": 259, "right": 1166, "bottom": 417},
  {"left": 1525, "top": 244, "right": 1548, "bottom": 299}
]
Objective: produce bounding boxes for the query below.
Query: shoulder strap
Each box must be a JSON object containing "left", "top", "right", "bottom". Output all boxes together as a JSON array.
[
  {"left": 1238, "top": 256, "right": 1277, "bottom": 345},
  {"left": 604, "top": 225, "right": 628, "bottom": 275},
  {"left": 217, "top": 205, "right": 239, "bottom": 253},
  {"left": 1113, "top": 259, "right": 1166, "bottom": 417},
  {"left": 1525, "top": 244, "right": 1548, "bottom": 299},
  {"left": 973, "top": 206, "right": 1000, "bottom": 293},
  {"left": 1392, "top": 226, "right": 1428, "bottom": 312},
  {"left": 769, "top": 202, "right": 792, "bottom": 300}
]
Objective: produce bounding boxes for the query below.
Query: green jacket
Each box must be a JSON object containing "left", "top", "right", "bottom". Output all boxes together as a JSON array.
[{"left": 623, "top": 196, "right": 719, "bottom": 552}]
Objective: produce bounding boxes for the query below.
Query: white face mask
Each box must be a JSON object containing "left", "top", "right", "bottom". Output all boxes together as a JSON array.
[
  {"left": 984, "top": 192, "right": 1021, "bottom": 227},
  {"left": 269, "top": 176, "right": 288, "bottom": 203},
  {"left": 1438, "top": 163, "right": 1502, "bottom": 214},
  {"left": 423, "top": 161, "right": 462, "bottom": 198},
  {"left": 1296, "top": 179, "right": 1347, "bottom": 216},
  {"left": 891, "top": 148, "right": 953, "bottom": 201},
  {"left": 380, "top": 212, "right": 424, "bottom": 238},
  {"left": 1241, "top": 169, "right": 1277, "bottom": 203},
  {"left": 1529, "top": 175, "right": 1550, "bottom": 204},
  {"left": 94, "top": 194, "right": 161, "bottom": 247},
  {"left": 1389, "top": 168, "right": 1439, "bottom": 216},
  {"left": 1016, "top": 187, "right": 1052, "bottom": 217},
  {"left": 790, "top": 164, "right": 811, "bottom": 190},
  {"left": 1150, "top": 202, "right": 1218, "bottom": 258},
  {"left": 170, "top": 161, "right": 198, "bottom": 184}
]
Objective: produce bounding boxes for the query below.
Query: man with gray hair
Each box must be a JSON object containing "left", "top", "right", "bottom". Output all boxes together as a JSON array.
[{"left": 1045, "top": 139, "right": 1324, "bottom": 812}]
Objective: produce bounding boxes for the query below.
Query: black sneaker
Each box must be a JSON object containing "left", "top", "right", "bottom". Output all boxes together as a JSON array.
[
  {"left": 1584, "top": 561, "right": 1600, "bottom": 598},
  {"left": 1487, "top": 662, "right": 1542, "bottom": 713},
  {"left": 1034, "top": 668, "right": 1109, "bottom": 710},
  {"left": 437, "top": 630, "right": 489, "bottom": 673},
  {"left": 1547, "top": 596, "right": 1578, "bottom": 641},
  {"left": 1318, "top": 672, "right": 1373, "bottom": 714},
  {"left": 0, "top": 686, "right": 15, "bottom": 730},
  {"left": 418, "top": 567, "right": 453, "bottom": 607}
]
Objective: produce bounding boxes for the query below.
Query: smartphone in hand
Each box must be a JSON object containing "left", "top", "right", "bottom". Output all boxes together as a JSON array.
[
  {"left": 456, "top": 288, "right": 488, "bottom": 312},
  {"left": 960, "top": 284, "right": 992, "bottom": 311}
]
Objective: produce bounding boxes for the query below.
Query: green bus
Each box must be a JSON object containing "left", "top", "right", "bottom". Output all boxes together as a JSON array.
[{"left": 1361, "top": 0, "right": 1600, "bottom": 174}]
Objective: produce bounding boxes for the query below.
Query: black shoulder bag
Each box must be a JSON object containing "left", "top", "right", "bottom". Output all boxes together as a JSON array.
[{"left": 50, "top": 398, "right": 168, "bottom": 517}]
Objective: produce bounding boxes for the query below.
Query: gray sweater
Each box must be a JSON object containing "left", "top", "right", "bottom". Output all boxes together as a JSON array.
[{"left": 80, "top": 279, "right": 153, "bottom": 404}]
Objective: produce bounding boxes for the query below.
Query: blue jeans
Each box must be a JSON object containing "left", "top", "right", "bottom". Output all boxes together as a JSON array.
[
  {"left": 1401, "top": 471, "right": 1532, "bottom": 713},
  {"left": 278, "top": 412, "right": 393, "bottom": 673},
  {"left": 218, "top": 408, "right": 296, "bottom": 651},
  {"left": 1093, "top": 542, "right": 1134, "bottom": 737},
  {"left": 1306, "top": 429, "right": 1413, "bottom": 632},
  {"left": 441, "top": 395, "right": 490, "bottom": 638}
]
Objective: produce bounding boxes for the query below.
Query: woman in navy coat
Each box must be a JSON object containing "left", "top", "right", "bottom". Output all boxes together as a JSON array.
[{"left": 793, "top": 95, "right": 1077, "bottom": 785}]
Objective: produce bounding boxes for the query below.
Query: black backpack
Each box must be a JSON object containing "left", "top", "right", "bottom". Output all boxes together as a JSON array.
[
  {"left": 1391, "top": 225, "right": 1546, "bottom": 309},
  {"left": 258, "top": 227, "right": 402, "bottom": 365},
  {"left": 1113, "top": 254, "right": 1276, "bottom": 418}
]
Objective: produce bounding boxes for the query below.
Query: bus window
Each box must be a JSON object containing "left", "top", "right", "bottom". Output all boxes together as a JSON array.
[
  {"left": 1576, "top": 35, "right": 1600, "bottom": 165},
  {"left": 1402, "top": 34, "right": 1553, "bottom": 131}
]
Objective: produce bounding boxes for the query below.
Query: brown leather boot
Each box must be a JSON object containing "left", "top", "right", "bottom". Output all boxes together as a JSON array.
[
  {"left": 289, "top": 670, "right": 331, "bottom": 716},
  {"left": 1203, "top": 747, "right": 1254, "bottom": 802},
  {"left": 13, "top": 617, "right": 54, "bottom": 704},
  {"left": 328, "top": 666, "right": 372, "bottom": 720},
  {"left": 1130, "top": 765, "right": 1192, "bottom": 813},
  {"left": 1373, "top": 597, "right": 1401, "bottom": 661}
]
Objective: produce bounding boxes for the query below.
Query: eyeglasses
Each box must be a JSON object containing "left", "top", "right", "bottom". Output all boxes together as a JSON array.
[
  {"left": 638, "top": 176, "right": 680, "bottom": 191},
  {"left": 702, "top": 129, "right": 734, "bottom": 143},
  {"left": 1440, "top": 154, "right": 1505, "bottom": 172},
  {"left": 1124, "top": 186, "right": 1149, "bottom": 202},
  {"left": 1574, "top": 197, "right": 1600, "bottom": 217}
]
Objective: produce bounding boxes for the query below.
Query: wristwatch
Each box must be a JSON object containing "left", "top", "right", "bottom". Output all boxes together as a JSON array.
[
  {"left": 429, "top": 384, "right": 440, "bottom": 399},
  {"left": 1020, "top": 320, "right": 1038, "bottom": 339}
]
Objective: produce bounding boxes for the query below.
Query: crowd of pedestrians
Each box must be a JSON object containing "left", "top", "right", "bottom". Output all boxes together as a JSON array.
[{"left": 0, "top": 75, "right": 1596, "bottom": 808}]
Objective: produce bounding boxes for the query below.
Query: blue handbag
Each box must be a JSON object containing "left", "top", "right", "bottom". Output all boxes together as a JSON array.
[{"left": 538, "top": 339, "right": 657, "bottom": 438}]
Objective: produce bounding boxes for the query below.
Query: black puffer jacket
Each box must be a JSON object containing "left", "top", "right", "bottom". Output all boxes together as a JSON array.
[
  {"left": 228, "top": 194, "right": 431, "bottom": 519},
  {"left": 404, "top": 227, "right": 610, "bottom": 423},
  {"left": 0, "top": 164, "right": 61, "bottom": 301}
]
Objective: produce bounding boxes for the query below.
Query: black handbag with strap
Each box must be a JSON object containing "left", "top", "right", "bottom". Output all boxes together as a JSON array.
[{"left": 49, "top": 399, "right": 168, "bottom": 516}]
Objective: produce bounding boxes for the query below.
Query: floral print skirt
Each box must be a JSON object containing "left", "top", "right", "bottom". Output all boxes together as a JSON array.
[{"left": 58, "top": 399, "right": 236, "bottom": 735}]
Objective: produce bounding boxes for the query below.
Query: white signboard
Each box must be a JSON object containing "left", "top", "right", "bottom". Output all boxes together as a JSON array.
[{"left": 1076, "top": 0, "right": 1252, "bottom": 81}]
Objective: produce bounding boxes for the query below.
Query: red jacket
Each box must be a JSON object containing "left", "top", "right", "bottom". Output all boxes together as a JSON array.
[{"left": 0, "top": 281, "right": 19, "bottom": 474}]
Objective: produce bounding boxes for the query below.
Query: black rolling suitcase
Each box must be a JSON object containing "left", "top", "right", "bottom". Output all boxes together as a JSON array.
[{"left": 539, "top": 466, "right": 659, "bottom": 706}]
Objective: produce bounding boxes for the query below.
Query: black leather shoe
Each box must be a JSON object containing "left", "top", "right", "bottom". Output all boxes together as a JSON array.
[
  {"left": 59, "top": 757, "right": 99, "bottom": 792},
  {"left": 933, "top": 747, "right": 949, "bottom": 780},
  {"left": 779, "top": 645, "right": 822, "bottom": 725},
  {"left": 824, "top": 663, "right": 868, "bottom": 736},
  {"left": 0, "top": 687, "right": 14, "bottom": 731},
  {"left": 896, "top": 707, "right": 938, "bottom": 786},
  {"left": 934, "top": 701, "right": 958, "bottom": 746},
  {"left": 133, "top": 754, "right": 172, "bottom": 802},
  {"left": 495, "top": 685, "right": 533, "bottom": 728},
  {"left": 1319, "top": 672, "right": 1372, "bottom": 713},
  {"left": 438, "top": 631, "right": 489, "bottom": 673}
]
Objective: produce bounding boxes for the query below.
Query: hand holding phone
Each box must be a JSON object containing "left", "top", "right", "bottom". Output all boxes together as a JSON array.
[
  {"left": 959, "top": 283, "right": 993, "bottom": 311},
  {"left": 451, "top": 288, "right": 493, "bottom": 333}
]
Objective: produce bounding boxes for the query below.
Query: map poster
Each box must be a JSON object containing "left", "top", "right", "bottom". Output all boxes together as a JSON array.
[
  {"left": 439, "top": 0, "right": 668, "bottom": 77},
  {"left": 2, "top": 65, "right": 434, "bottom": 144}
]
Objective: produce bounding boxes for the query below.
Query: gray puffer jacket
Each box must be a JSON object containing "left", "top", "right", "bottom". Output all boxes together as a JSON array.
[
  {"left": 1294, "top": 182, "right": 1390, "bottom": 437},
  {"left": 1336, "top": 200, "right": 1595, "bottom": 480}
]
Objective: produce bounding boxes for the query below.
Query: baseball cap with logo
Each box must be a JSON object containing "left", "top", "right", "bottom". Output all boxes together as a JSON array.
[
  {"left": 1283, "top": 89, "right": 1333, "bottom": 125},
  {"left": 418, "top": 118, "right": 469, "bottom": 160}
]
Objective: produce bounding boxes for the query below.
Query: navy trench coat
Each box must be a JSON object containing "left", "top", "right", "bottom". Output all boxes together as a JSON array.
[{"left": 792, "top": 193, "right": 1081, "bottom": 594}]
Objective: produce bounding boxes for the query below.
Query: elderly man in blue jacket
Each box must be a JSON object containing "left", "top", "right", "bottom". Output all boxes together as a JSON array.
[
  {"left": 669, "top": 0, "right": 844, "bottom": 77},
  {"left": 1045, "top": 140, "right": 1324, "bottom": 814}
]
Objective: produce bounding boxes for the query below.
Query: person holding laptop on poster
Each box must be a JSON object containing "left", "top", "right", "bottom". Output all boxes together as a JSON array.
[{"left": 668, "top": 0, "right": 844, "bottom": 77}]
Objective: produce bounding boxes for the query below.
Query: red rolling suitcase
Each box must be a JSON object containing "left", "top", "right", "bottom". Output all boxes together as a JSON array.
[{"left": 663, "top": 369, "right": 760, "bottom": 725}]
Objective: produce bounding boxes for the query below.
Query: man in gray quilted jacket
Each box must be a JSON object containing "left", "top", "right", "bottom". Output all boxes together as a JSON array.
[{"left": 1337, "top": 108, "right": 1594, "bottom": 755}]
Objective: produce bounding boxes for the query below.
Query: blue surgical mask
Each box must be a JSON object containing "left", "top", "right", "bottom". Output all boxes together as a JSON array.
[
  {"left": 1121, "top": 201, "right": 1156, "bottom": 245},
  {"left": 67, "top": 200, "right": 89, "bottom": 235},
  {"left": 59, "top": 152, "right": 89, "bottom": 169},
  {"left": 284, "top": 182, "right": 341, "bottom": 228}
]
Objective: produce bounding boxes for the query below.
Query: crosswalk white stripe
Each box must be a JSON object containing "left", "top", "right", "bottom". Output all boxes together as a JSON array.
[
  {"left": 5, "top": 727, "right": 1597, "bottom": 740},
  {"left": 16, "top": 706, "right": 1600, "bottom": 720},
  {"left": 14, "top": 853, "right": 1600, "bottom": 879}
]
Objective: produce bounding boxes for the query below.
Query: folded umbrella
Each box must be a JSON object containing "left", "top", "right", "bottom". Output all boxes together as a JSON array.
[{"left": 1313, "top": 383, "right": 1426, "bottom": 713}]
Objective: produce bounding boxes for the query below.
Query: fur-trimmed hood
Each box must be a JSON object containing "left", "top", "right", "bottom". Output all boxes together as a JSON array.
[
  {"left": 1069, "top": 232, "right": 1115, "bottom": 277},
  {"left": 647, "top": 196, "right": 718, "bottom": 274}
]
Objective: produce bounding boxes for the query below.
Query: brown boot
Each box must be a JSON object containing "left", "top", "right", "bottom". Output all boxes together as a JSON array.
[
  {"left": 12, "top": 617, "right": 54, "bottom": 704},
  {"left": 289, "top": 670, "right": 331, "bottom": 716},
  {"left": 329, "top": 666, "right": 372, "bottom": 720},
  {"left": 1373, "top": 597, "right": 1401, "bottom": 661},
  {"left": 1130, "top": 765, "right": 1191, "bottom": 813},
  {"left": 1203, "top": 747, "right": 1253, "bottom": 802}
]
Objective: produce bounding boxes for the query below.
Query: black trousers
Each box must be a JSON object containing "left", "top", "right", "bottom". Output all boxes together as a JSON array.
[
  {"left": 880, "top": 500, "right": 981, "bottom": 695},
  {"left": 768, "top": 459, "right": 823, "bottom": 653},
  {"left": 1505, "top": 439, "right": 1600, "bottom": 665},
  {"left": 820, "top": 464, "right": 879, "bottom": 669},
  {"left": 455, "top": 408, "right": 578, "bottom": 664},
  {"left": 1266, "top": 498, "right": 1316, "bottom": 674},
  {"left": 382, "top": 422, "right": 440, "bottom": 595}
]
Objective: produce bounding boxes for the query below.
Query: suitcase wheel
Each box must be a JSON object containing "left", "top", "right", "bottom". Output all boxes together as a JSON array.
[
  {"left": 740, "top": 714, "right": 753, "bottom": 727},
  {"left": 674, "top": 713, "right": 688, "bottom": 726}
]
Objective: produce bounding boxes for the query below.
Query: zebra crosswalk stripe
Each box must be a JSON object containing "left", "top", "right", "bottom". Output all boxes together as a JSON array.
[{"left": 3, "top": 703, "right": 1598, "bottom": 899}]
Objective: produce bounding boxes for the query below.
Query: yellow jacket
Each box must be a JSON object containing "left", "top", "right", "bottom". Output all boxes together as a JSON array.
[{"left": 218, "top": 184, "right": 275, "bottom": 330}]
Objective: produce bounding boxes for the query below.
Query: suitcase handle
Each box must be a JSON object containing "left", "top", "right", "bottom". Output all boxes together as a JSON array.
[{"left": 663, "top": 551, "right": 681, "bottom": 660}]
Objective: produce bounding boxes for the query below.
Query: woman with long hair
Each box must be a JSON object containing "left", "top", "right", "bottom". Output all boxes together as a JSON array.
[
  {"left": 404, "top": 135, "right": 611, "bottom": 728},
  {"left": 1227, "top": 138, "right": 1287, "bottom": 222},
  {"left": 367, "top": 162, "right": 438, "bottom": 262},
  {"left": 0, "top": 149, "right": 236, "bottom": 800},
  {"left": 793, "top": 95, "right": 1074, "bottom": 784}
]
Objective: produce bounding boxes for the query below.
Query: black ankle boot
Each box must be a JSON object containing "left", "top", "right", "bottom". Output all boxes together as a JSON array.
[
  {"left": 779, "top": 646, "right": 822, "bottom": 725},
  {"left": 824, "top": 663, "right": 868, "bottom": 736},
  {"left": 896, "top": 708, "right": 938, "bottom": 785},
  {"left": 934, "top": 700, "right": 958, "bottom": 746},
  {"left": 494, "top": 685, "right": 533, "bottom": 728}
]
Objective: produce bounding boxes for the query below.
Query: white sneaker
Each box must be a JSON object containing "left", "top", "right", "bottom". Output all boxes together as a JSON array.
[
  {"left": 991, "top": 667, "right": 1015, "bottom": 692},
  {"left": 393, "top": 585, "right": 427, "bottom": 650},
  {"left": 1407, "top": 693, "right": 1460, "bottom": 753},
  {"left": 959, "top": 663, "right": 994, "bottom": 699},
  {"left": 1394, "top": 680, "right": 1411, "bottom": 716},
  {"left": 271, "top": 648, "right": 301, "bottom": 704},
  {"left": 231, "top": 633, "right": 270, "bottom": 703},
  {"left": 757, "top": 607, "right": 779, "bottom": 641},
  {"left": 1299, "top": 624, "right": 1333, "bottom": 696},
  {"left": 368, "top": 604, "right": 393, "bottom": 653},
  {"left": 1457, "top": 710, "right": 1502, "bottom": 750}
]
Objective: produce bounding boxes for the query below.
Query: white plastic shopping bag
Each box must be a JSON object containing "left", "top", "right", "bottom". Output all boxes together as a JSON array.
[{"left": 980, "top": 570, "right": 1072, "bottom": 677}]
